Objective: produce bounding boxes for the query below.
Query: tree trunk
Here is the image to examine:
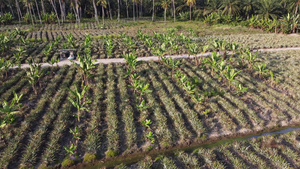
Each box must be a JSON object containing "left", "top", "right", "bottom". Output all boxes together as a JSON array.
[
  {"left": 35, "top": 0, "right": 42, "bottom": 24},
  {"left": 117, "top": 0, "right": 120, "bottom": 22},
  {"left": 15, "top": 0, "right": 21, "bottom": 24},
  {"left": 31, "top": 3, "right": 38, "bottom": 22},
  {"left": 108, "top": 0, "right": 112, "bottom": 20},
  {"left": 152, "top": 0, "right": 155, "bottom": 22},
  {"left": 58, "top": 0, "right": 64, "bottom": 23},
  {"left": 190, "top": 5, "right": 192, "bottom": 21},
  {"left": 28, "top": 3, "right": 35, "bottom": 25},
  {"left": 164, "top": 8, "right": 166, "bottom": 25},
  {"left": 140, "top": 0, "right": 142, "bottom": 18},
  {"left": 296, "top": 3, "right": 299, "bottom": 15},
  {"left": 92, "top": 0, "right": 99, "bottom": 24},
  {"left": 172, "top": 0, "right": 175, "bottom": 22},
  {"left": 136, "top": 1, "right": 138, "bottom": 20},
  {"left": 125, "top": 0, "right": 129, "bottom": 19},
  {"left": 102, "top": 5, "right": 105, "bottom": 27},
  {"left": 41, "top": 0, "right": 45, "bottom": 14},
  {"left": 50, "top": 0, "right": 61, "bottom": 25},
  {"left": 75, "top": 0, "right": 80, "bottom": 24},
  {"left": 133, "top": 1, "right": 135, "bottom": 21}
]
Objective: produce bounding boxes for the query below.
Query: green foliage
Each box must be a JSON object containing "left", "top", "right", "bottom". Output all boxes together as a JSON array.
[
  {"left": 235, "top": 83, "right": 248, "bottom": 95},
  {"left": 141, "top": 119, "right": 152, "bottom": 128},
  {"left": 0, "top": 58, "right": 13, "bottom": 78},
  {"left": 255, "top": 63, "right": 268, "bottom": 78},
  {"left": 64, "top": 144, "right": 77, "bottom": 155},
  {"left": 105, "top": 38, "right": 114, "bottom": 57},
  {"left": 42, "top": 13, "right": 56, "bottom": 24},
  {"left": 136, "top": 99, "right": 149, "bottom": 110},
  {"left": 72, "top": 54, "right": 96, "bottom": 85},
  {"left": 70, "top": 126, "right": 81, "bottom": 140},
  {"left": 0, "top": 91, "right": 23, "bottom": 128},
  {"left": 67, "top": 33, "right": 76, "bottom": 48},
  {"left": 146, "top": 131, "right": 155, "bottom": 143},
  {"left": 48, "top": 58, "right": 59, "bottom": 67},
  {"left": 61, "top": 156, "right": 75, "bottom": 167},
  {"left": 123, "top": 53, "right": 142, "bottom": 73},
  {"left": 223, "top": 66, "right": 241, "bottom": 88},
  {"left": 25, "top": 61, "right": 44, "bottom": 95},
  {"left": 106, "top": 149, "right": 119, "bottom": 158},
  {"left": 68, "top": 85, "right": 91, "bottom": 122},
  {"left": 67, "top": 13, "right": 76, "bottom": 23},
  {"left": 0, "top": 13, "right": 13, "bottom": 25},
  {"left": 83, "top": 153, "right": 97, "bottom": 163}
]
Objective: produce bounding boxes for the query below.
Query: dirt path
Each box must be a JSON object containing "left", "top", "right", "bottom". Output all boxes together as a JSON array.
[{"left": 13, "top": 47, "right": 300, "bottom": 69}]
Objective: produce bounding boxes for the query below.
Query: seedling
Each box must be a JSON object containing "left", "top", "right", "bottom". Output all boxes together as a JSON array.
[
  {"left": 0, "top": 91, "right": 23, "bottom": 128},
  {"left": 141, "top": 119, "right": 152, "bottom": 128},
  {"left": 0, "top": 58, "right": 13, "bottom": 79},
  {"left": 235, "top": 83, "right": 248, "bottom": 95},
  {"left": 64, "top": 144, "right": 77, "bottom": 156},
  {"left": 146, "top": 131, "right": 155, "bottom": 143},
  {"left": 71, "top": 54, "right": 96, "bottom": 85},
  {"left": 68, "top": 85, "right": 91, "bottom": 122},
  {"left": 136, "top": 99, "right": 149, "bottom": 110},
  {"left": 48, "top": 58, "right": 59, "bottom": 67},
  {"left": 202, "top": 109, "right": 211, "bottom": 118},
  {"left": 224, "top": 66, "right": 241, "bottom": 89},
  {"left": 255, "top": 63, "right": 268, "bottom": 79},
  {"left": 25, "top": 60, "right": 44, "bottom": 95}
]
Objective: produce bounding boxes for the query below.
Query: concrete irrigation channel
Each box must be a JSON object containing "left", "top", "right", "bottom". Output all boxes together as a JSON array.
[{"left": 12, "top": 47, "right": 300, "bottom": 69}]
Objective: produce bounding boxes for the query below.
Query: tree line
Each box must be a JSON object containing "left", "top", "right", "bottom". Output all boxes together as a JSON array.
[{"left": 0, "top": 0, "right": 299, "bottom": 25}]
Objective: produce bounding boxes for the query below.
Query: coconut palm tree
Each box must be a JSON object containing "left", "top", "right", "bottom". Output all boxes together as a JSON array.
[
  {"left": 161, "top": 0, "right": 169, "bottom": 24},
  {"left": 204, "top": 0, "right": 221, "bottom": 15},
  {"left": 185, "top": 0, "right": 196, "bottom": 20},
  {"left": 92, "top": 0, "right": 100, "bottom": 23},
  {"left": 255, "top": 0, "right": 282, "bottom": 20},
  {"left": 288, "top": 0, "right": 300, "bottom": 15},
  {"left": 243, "top": 0, "right": 256, "bottom": 19},
  {"left": 152, "top": 0, "right": 155, "bottom": 21},
  {"left": 97, "top": 0, "right": 106, "bottom": 26},
  {"left": 219, "top": 0, "right": 240, "bottom": 16}
]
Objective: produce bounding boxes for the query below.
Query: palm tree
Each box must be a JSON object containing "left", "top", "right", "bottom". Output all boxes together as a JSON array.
[
  {"left": 255, "top": 0, "right": 282, "bottom": 20},
  {"left": 204, "top": 0, "right": 221, "bottom": 15},
  {"left": 243, "top": 0, "right": 256, "bottom": 19},
  {"left": 92, "top": 0, "right": 100, "bottom": 23},
  {"left": 288, "top": 0, "right": 300, "bottom": 15},
  {"left": 161, "top": 0, "right": 169, "bottom": 24},
  {"left": 117, "top": 0, "right": 120, "bottom": 22},
  {"left": 152, "top": 0, "right": 155, "bottom": 21},
  {"left": 219, "top": 0, "right": 240, "bottom": 16},
  {"left": 49, "top": 0, "right": 61, "bottom": 25},
  {"left": 185, "top": 0, "right": 196, "bottom": 20},
  {"left": 172, "top": 0, "right": 175, "bottom": 22},
  {"left": 97, "top": 0, "right": 106, "bottom": 26}
]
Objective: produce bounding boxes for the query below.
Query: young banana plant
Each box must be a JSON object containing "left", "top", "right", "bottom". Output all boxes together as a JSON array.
[
  {"left": 13, "top": 47, "right": 25, "bottom": 69},
  {"left": 137, "top": 82, "right": 152, "bottom": 102},
  {"left": 0, "top": 91, "right": 23, "bottom": 128},
  {"left": 71, "top": 54, "right": 96, "bottom": 86},
  {"left": 67, "top": 85, "right": 91, "bottom": 123},
  {"left": 141, "top": 119, "right": 152, "bottom": 128},
  {"left": 187, "top": 43, "right": 199, "bottom": 64},
  {"left": 67, "top": 33, "right": 76, "bottom": 48},
  {"left": 25, "top": 61, "right": 44, "bottom": 95},
  {"left": 224, "top": 66, "right": 241, "bottom": 89},
  {"left": 254, "top": 63, "right": 268, "bottom": 79},
  {"left": 136, "top": 99, "right": 149, "bottom": 111},
  {"left": 122, "top": 53, "right": 141, "bottom": 73},
  {"left": 0, "top": 58, "right": 13, "bottom": 79},
  {"left": 64, "top": 144, "right": 77, "bottom": 156},
  {"left": 160, "top": 56, "right": 181, "bottom": 78},
  {"left": 235, "top": 83, "right": 248, "bottom": 95},
  {"left": 244, "top": 50, "right": 258, "bottom": 69},
  {"left": 105, "top": 38, "right": 114, "bottom": 57},
  {"left": 229, "top": 42, "right": 239, "bottom": 59},
  {"left": 70, "top": 126, "right": 81, "bottom": 145}
]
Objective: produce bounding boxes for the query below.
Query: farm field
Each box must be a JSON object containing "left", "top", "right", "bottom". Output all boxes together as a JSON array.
[
  {"left": 93, "top": 130, "right": 300, "bottom": 169},
  {"left": 1, "top": 21, "right": 300, "bottom": 65},
  {"left": 1, "top": 19, "right": 300, "bottom": 168}
]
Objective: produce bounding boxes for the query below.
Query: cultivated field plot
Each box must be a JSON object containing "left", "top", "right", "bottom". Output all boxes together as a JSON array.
[
  {"left": 111, "top": 130, "right": 300, "bottom": 169},
  {"left": 0, "top": 47, "right": 300, "bottom": 168},
  {"left": 1, "top": 26, "right": 300, "bottom": 65}
]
